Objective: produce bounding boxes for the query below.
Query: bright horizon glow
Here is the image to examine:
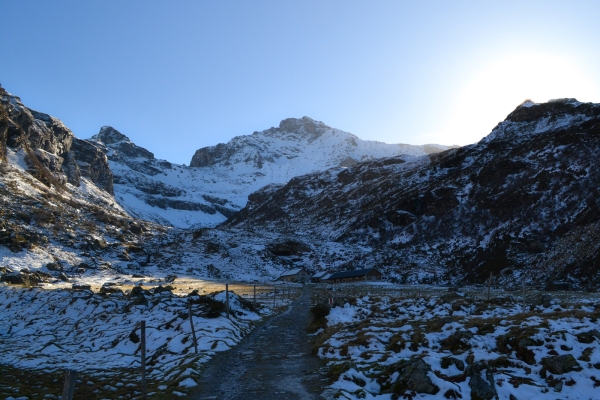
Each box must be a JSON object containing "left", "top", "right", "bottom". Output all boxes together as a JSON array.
[
  {"left": 2, "top": 1, "right": 600, "bottom": 164},
  {"left": 422, "top": 52, "right": 600, "bottom": 146}
]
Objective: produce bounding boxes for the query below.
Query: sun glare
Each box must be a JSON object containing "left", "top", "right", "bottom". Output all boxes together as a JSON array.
[{"left": 432, "top": 53, "right": 599, "bottom": 146}]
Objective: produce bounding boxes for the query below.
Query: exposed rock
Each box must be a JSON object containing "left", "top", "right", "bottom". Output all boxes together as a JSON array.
[
  {"left": 267, "top": 240, "right": 311, "bottom": 256},
  {"left": 100, "top": 285, "right": 123, "bottom": 295},
  {"left": 538, "top": 294, "right": 554, "bottom": 308},
  {"left": 62, "top": 150, "right": 81, "bottom": 186},
  {"left": 46, "top": 263, "right": 63, "bottom": 272},
  {"left": 383, "top": 358, "right": 439, "bottom": 395},
  {"left": 441, "top": 356, "right": 465, "bottom": 371},
  {"left": 72, "top": 283, "right": 92, "bottom": 290},
  {"left": 0, "top": 272, "right": 27, "bottom": 285},
  {"left": 467, "top": 361, "right": 498, "bottom": 400},
  {"left": 541, "top": 354, "right": 582, "bottom": 375},
  {"left": 0, "top": 89, "right": 74, "bottom": 180},
  {"left": 70, "top": 137, "right": 114, "bottom": 194},
  {"left": 30, "top": 148, "right": 67, "bottom": 183},
  {"left": 0, "top": 266, "right": 14, "bottom": 275},
  {"left": 576, "top": 329, "right": 600, "bottom": 344},
  {"left": 93, "top": 126, "right": 154, "bottom": 159},
  {"left": 0, "top": 270, "right": 51, "bottom": 286},
  {"left": 128, "top": 286, "right": 149, "bottom": 307},
  {"left": 440, "top": 329, "right": 473, "bottom": 354},
  {"left": 496, "top": 334, "right": 543, "bottom": 365}
]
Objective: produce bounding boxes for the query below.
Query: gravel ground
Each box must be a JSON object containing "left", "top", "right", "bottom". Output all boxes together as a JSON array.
[{"left": 193, "top": 286, "right": 326, "bottom": 399}]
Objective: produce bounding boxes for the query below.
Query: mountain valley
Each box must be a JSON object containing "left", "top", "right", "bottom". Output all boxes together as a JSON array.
[{"left": 1, "top": 87, "right": 599, "bottom": 289}]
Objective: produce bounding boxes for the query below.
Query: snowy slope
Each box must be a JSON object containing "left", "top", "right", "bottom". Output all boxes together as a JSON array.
[
  {"left": 93, "top": 118, "right": 456, "bottom": 228},
  {"left": 226, "top": 99, "right": 600, "bottom": 289}
]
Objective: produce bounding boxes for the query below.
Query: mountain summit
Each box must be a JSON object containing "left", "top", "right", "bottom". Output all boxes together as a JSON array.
[
  {"left": 190, "top": 116, "right": 454, "bottom": 170},
  {"left": 226, "top": 98, "right": 600, "bottom": 289},
  {"left": 93, "top": 117, "right": 455, "bottom": 228}
]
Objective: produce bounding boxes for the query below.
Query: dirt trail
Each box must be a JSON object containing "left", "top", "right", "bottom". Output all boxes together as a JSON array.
[{"left": 193, "top": 286, "right": 325, "bottom": 400}]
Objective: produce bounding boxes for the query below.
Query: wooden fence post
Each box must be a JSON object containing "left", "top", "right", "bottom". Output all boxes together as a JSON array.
[
  {"left": 487, "top": 271, "right": 492, "bottom": 301},
  {"left": 226, "top": 284, "right": 230, "bottom": 318},
  {"left": 141, "top": 320, "right": 147, "bottom": 400},
  {"left": 61, "top": 369, "right": 77, "bottom": 400},
  {"left": 188, "top": 302, "right": 198, "bottom": 354}
]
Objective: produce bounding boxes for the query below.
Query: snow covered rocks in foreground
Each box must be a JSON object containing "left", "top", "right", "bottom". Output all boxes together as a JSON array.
[
  {"left": 314, "top": 289, "right": 600, "bottom": 400},
  {"left": 0, "top": 285, "right": 260, "bottom": 398}
]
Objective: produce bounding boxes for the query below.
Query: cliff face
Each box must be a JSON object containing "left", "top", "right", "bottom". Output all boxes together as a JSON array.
[
  {"left": 70, "top": 138, "right": 114, "bottom": 195},
  {"left": 0, "top": 88, "right": 113, "bottom": 193}
]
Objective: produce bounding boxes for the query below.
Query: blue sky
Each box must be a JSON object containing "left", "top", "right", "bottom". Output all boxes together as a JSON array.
[{"left": 2, "top": 1, "right": 600, "bottom": 164}]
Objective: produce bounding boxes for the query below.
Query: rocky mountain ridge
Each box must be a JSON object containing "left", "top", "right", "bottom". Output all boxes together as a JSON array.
[
  {"left": 0, "top": 85, "right": 456, "bottom": 285},
  {"left": 92, "top": 116, "right": 456, "bottom": 228},
  {"left": 2, "top": 85, "right": 599, "bottom": 290},
  {"left": 190, "top": 116, "right": 453, "bottom": 169},
  {"left": 226, "top": 98, "right": 600, "bottom": 289}
]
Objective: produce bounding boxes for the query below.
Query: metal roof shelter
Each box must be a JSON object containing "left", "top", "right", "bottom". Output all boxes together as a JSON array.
[{"left": 326, "top": 268, "right": 382, "bottom": 283}]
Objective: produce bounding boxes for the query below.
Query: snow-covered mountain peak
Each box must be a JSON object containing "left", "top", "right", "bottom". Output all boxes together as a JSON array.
[
  {"left": 92, "top": 126, "right": 154, "bottom": 160},
  {"left": 266, "top": 116, "right": 331, "bottom": 142},
  {"left": 93, "top": 126, "right": 132, "bottom": 145},
  {"left": 480, "top": 98, "right": 596, "bottom": 146}
]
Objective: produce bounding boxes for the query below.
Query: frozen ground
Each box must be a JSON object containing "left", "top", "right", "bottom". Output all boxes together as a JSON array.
[
  {"left": 0, "top": 284, "right": 296, "bottom": 399},
  {"left": 313, "top": 289, "right": 600, "bottom": 400}
]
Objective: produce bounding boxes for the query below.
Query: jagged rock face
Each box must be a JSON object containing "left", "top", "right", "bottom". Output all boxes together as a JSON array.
[
  {"left": 0, "top": 87, "right": 80, "bottom": 186},
  {"left": 190, "top": 116, "right": 456, "bottom": 169},
  {"left": 1, "top": 89, "right": 73, "bottom": 156},
  {"left": 227, "top": 99, "right": 600, "bottom": 289},
  {"left": 70, "top": 138, "right": 114, "bottom": 194},
  {"left": 0, "top": 98, "right": 8, "bottom": 160},
  {"left": 94, "top": 126, "right": 154, "bottom": 159}
]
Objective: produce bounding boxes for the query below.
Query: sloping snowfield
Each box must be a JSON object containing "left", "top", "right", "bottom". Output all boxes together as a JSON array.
[{"left": 312, "top": 287, "right": 600, "bottom": 400}]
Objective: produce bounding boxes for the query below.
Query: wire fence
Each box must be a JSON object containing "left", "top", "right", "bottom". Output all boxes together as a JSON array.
[
  {"left": 309, "top": 283, "right": 600, "bottom": 306},
  {"left": 224, "top": 283, "right": 303, "bottom": 309}
]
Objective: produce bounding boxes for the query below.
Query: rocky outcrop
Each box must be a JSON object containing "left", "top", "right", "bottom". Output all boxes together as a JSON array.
[
  {"left": 381, "top": 358, "right": 439, "bottom": 395},
  {"left": 94, "top": 126, "right": 154, "bottom": 159},
  {"left": 70, "top": 138, "right": 114, "bottom": 194},
  {"left": 0, "top": 87, "right": 106, "bottom": 191},
  {"left": 541, "top": 354, "right": 582, "bottom": 375},
  {"left": 467, "top": 361, "right": 498, "bottom": 400},
  {"left": 190, "top": 143, "right": 235, "bottom": 168},
  {"left": 0, "top": 88, "right": 81, "bottom": 185},
  {"left": 0, "top": 95, "right": 8, "bottom": 160}
]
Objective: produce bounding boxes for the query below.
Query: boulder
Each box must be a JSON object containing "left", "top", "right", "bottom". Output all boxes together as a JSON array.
[
  {"left": 46, "top": 262, "right": 63, "bottom": 272},
  {"left": 72, "top": 283, "right": 91, "bottom": 290},
  {"left": 467, "top": 361, "right": 497, "bottom": 400},
  {"left": 385, "top": 358, "right": 439, "bottom": 395},
  {"left": 541, "top": 354, "right": 582, "bottom": 375},
  {"left": 441, "top": 356, "right": 465, "bottom": 371},
  {"left": 576, "top": 329, "right": 600, "bottom": 344},
  {"left": 1, "top": 272, "right": 27, "bottom": 285},
  {"left": 538, "top": 294, "right": 554, "bottom": 308},
  {"left": 128, "top": 286, "right": 149, "bottom": 306},
  {"left": 440, "top": 329, "right": 473, "bottom": 354}
]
